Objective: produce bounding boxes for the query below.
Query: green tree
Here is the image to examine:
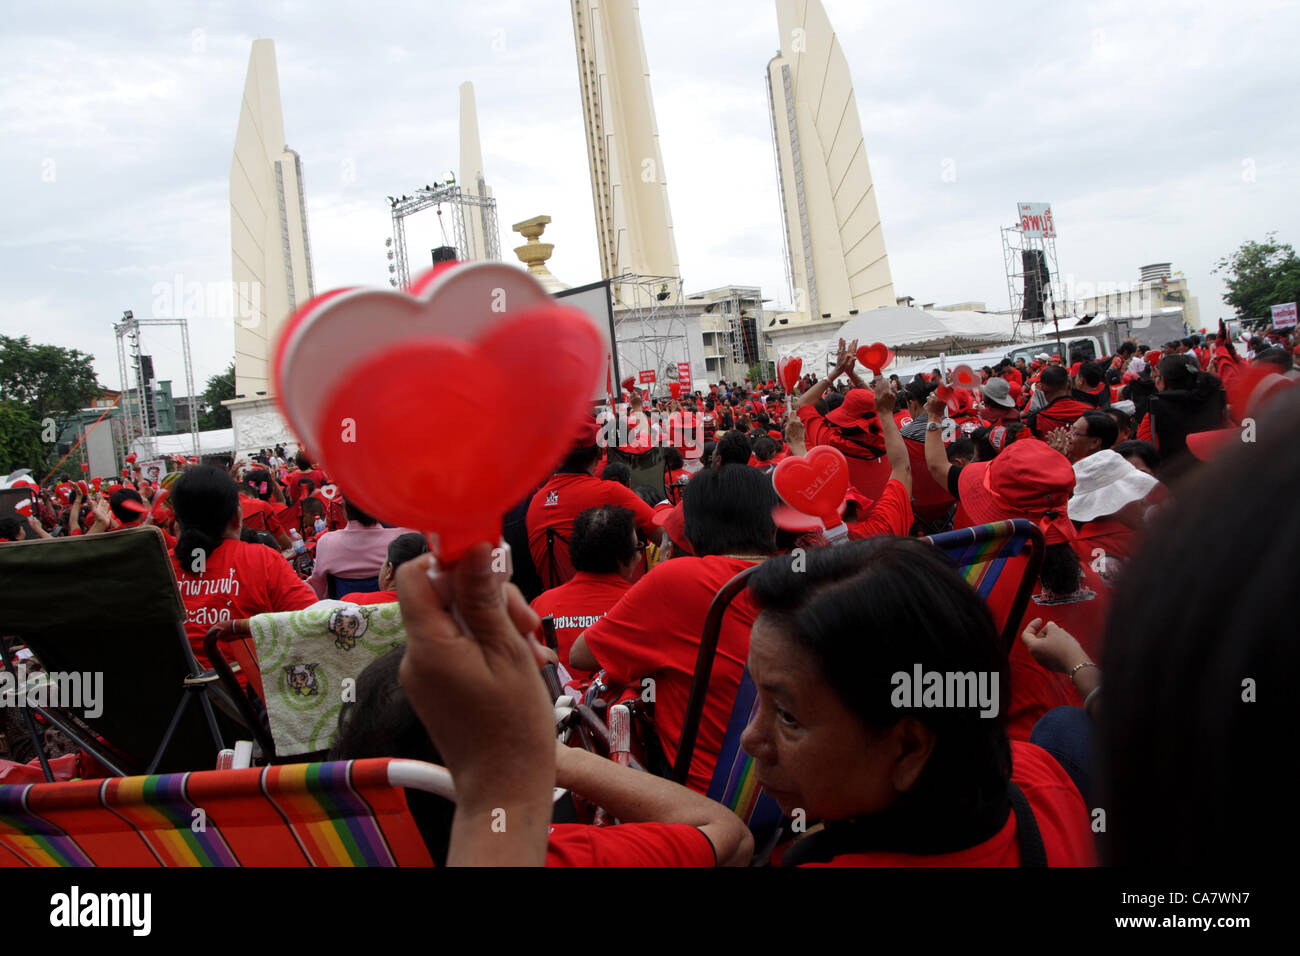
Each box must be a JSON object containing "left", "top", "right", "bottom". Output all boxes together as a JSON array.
[
  {"left": 198, "top": 362, "right": 236, "bottom": 430},
  {"left": 1212, "top": 233, "right": 1300, "bottom": 322},
  {"left": 0, "top": 335, "right": 100, "bottom": 421},
  {"left": 0, "top": 399, "right": 47, "bottom": 475}
]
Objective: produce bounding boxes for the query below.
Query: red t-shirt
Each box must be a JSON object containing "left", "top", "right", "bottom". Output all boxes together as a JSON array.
[
  {"left": 284, "top": 469, "right": 326, "bottom": 503},
  {"left": 581, "top": 555, "right": 760, "bottom": 793},
  {"left": 530, "top": 571, "right": 633, "bottom": 681},
  {"left": 545, "top": 821, "right": 716, "bottom": 866},
  {"left": 846, "top": 478, "right": 913, "bottom": 539},
  {"left": 239, "top": 494, "right": 284, "bottom": 537},
  {"left": 170, "top": 538, "right": 317, "bottom": 666},
  {"left": 799, "top": 741, "right": 1095, "bottom": 866},
  {"left": 526, "top": 472, "right": 659, "bottom": 588},
  {"left": 339, "top": 588, "right": 397, "bottom": 605}
]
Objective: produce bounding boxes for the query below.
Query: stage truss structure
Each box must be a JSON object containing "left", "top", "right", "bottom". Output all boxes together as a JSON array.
[
  {"left": 1002, "top": 223, "right": 1066, "bottom": 342},
  {"left": 385, "top": 182, "right": 501, "bottom": 287},
  {"left": 112, "top": 315, "right": 199, "bottom": 464},
  {"left": 609, "top": 273, "right": 693, "bottom": 393}
]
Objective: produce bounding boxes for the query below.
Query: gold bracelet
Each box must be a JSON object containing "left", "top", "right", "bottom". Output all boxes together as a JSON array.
[{"left": 1069, "top": 660, "right": 1097, "bottom": 687}]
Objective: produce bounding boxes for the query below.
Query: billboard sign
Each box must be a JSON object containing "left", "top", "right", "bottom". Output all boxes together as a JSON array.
[{"left": 1017, "top": 203, "right": 1056, "bottom": 239}]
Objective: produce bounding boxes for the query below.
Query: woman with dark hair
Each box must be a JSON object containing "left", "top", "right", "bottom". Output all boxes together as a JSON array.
[
  {"left": 308, "top": 495, "right": 414, "bottom": 599},
  {"left": 570, "top": 464, "right": 780, "bottom": 792},
  {"left": 339, "top": 531, "right": 430, "bottom": 605},
  {"left": 739, "top": 538, "right": 1093, "bottom": 865},
  {"left": 238, "top": 467, "right": 292, "bottom": 550},
  {"left": 169, "top": 465, "right": 315, "bottom": 666},
  {"left": 284, "top": 452, "right": 326, "bottom": 503},
  {"left": 1134, "top": 356, "right": 1227, "bottom": 476}
]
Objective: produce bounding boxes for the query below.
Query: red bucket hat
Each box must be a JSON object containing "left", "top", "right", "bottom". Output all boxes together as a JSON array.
[
  {"left": 958, "top": 438, "right": 1076, "bottom": 543},
  {"left": 652, "top": 501, "right": 693, "bottom": 555}
]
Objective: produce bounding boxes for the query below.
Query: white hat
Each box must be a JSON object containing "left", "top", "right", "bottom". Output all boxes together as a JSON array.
[
  {"left": 1068, "top": 450, "right": 1160, "bottom": 522},
  {"left": 1035, "top": 352, "right": 1050, "bottom": 361}
]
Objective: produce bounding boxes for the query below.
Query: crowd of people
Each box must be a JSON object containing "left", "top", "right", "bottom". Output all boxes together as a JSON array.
[{"left": 2, "top": 317, "right": 1294, "bottom": 867}]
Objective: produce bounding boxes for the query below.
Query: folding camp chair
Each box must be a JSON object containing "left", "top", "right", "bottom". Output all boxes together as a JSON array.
[
  {"left": 606, "top": 446, "right": 668, "bottom": 502},
  {"left": 670, "top": 564, "right": 786, "bottom": 858},
  {"left": 0, "top": 527, "right": 251, "bottom": 780},
  {"left": 0, "top": 757, "right": 451, "bottom": 866},
  {"left": 922, "top": 519, "right": 1046, "bottom": 650},
  {"left": 326, "top": 574, "right": 381, "bottom": 599}
]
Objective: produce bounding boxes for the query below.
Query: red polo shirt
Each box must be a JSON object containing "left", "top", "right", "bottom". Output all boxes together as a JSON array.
[
  {"left": 581, "top": 555, "right": 761, "bottom": 793},
  {"left": 530, "top": 571, "right": 634, "bottom": 681},
  {"left": 526, "top": 472, "right": 659, "bottom": 588},
  {"left": 798, "top": 741, "right": 1095, "bottom": 866}
]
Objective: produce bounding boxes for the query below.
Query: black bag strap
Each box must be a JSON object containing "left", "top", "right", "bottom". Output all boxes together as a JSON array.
[
  {"left": 781, "top": 781, "right": 1046, "bottom": 867},
  {"left": 1008, "top": 780, "right": 1047, "bottom": 867}
]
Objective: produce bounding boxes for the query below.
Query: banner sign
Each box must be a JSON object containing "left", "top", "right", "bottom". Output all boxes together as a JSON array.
[
  {"left": 1017, "top": 202, "right": 1056, "bottom": 239},
  {"left": 1271, "top": 302, "right": 1297, "bottom": 329},
  {"left": 638, "top": 369, "right": 657, "bottom": 384}
]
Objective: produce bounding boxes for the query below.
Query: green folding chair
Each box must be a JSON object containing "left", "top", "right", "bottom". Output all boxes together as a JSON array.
[{"left": 0, "top": 527, "right": 252, "bottom": 779}]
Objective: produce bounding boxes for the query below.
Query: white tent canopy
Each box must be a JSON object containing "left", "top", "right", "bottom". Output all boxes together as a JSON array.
[
  {"left": 769, "top": 306, "right": 1023, "bottom": 378},
  {"left": 835, "top": 306, "right": 1020, "bottom": 356},
  {"left": 130, "top": 428, "right": 235, "bottom": 459}
]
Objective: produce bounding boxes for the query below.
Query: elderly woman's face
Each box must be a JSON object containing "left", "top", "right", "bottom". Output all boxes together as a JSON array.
[{"left": 740, "top": 616, "right": 901, "bottom": 822}]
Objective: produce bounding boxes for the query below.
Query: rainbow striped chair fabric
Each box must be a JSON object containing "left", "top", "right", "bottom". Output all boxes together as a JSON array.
[
  {"left": 0, "top": 758, "right": 451, "bottom": 867},
  {"left": 922, "top": 519, "right": 1046, "bottom": 649}
]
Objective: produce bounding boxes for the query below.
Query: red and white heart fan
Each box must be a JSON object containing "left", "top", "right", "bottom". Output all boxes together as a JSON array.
[{"left": 273, "top": 261, "right": 606, "bottom": 606}]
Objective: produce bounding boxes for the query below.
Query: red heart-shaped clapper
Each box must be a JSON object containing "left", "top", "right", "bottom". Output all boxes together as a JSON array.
[
  {"left": 857, "top": 342, "right": 894, "bottom": 374},
  {"left": 119, "top": 498, "right": 149, "bottom": 516},
  {"left": 275, "top": 262, "right": 606, "bottom": 561},
  {"left": 934, "top": 385, "right": 955, "bottom": 404},
  {"left": 125, "top": 453, "right": 137, "bottom": 464},
  {"left": 777, "top": 356, "right": 803, "bottom": 393},
  {"left": 77, "top": 480, "right": 89, "bottom": 497},
  {"left": 320, "top": 484, "right": 339, "bottom": 501},
  {"left": 121, "top": 468, "right": 130, "bottom": 478},
  {"left": 952, "top": 365, "right": 979, "bottom": 389},
  {"left": 772, "top": 446, "right": 850, "bottom": 528},
  {"left": 91, "top": 477, "right": 102, "bottom": 493},
  {"left": 621, "top": 376, "right": 636, "bottom": 392}
]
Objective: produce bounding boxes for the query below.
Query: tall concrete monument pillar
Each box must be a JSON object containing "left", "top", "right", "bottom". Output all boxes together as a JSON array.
[
  {"left": 767, "top": 0, "right": 894, "bottom": 324},
  {"left": 226, "top": 39, "right": 316, "bottom": 456}
]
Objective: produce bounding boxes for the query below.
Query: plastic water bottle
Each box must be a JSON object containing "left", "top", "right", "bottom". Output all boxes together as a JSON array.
[
  {"left": 289, "top": 529, "right": 306, "bottom": 553},
  {"left": 314, "top": 517, "right": 327, "bottom": 535}
]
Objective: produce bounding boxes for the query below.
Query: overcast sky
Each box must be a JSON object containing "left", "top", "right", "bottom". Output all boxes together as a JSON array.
[{"left": 3, "top": 0, "right": 1296, "bottom": 394}]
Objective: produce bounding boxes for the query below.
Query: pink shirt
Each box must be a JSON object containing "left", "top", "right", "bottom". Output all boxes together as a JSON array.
[{"left": 308, "top": 521, "right": 415, "bottom": 598}]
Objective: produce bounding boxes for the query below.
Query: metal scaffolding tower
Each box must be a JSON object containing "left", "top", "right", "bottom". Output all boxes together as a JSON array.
[
  {"left": 385, "top": 182, "right": 501, "bottom": 287},
  {"left": 112, "top": 314, "right": 199, "bottom": 463},
  {"left": 608, "top": 273, "right": 692, "bottom": 393},
  {"left": 1002, "top": 222, "right": 1065, "bottom": 341}
]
